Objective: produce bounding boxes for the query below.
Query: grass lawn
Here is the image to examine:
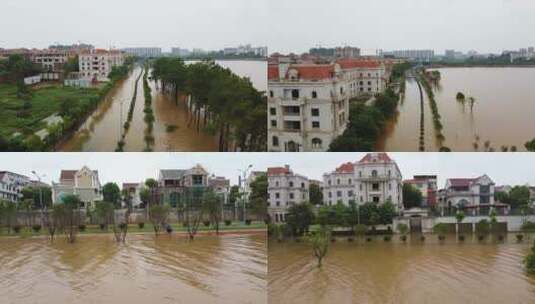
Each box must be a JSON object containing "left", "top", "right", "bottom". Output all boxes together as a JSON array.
[
  {"left": 0, "top": 83, "right": 100, "bottom": 138},
  {"left": 0, "top": 221, "right": 267, "bottom": 238}
]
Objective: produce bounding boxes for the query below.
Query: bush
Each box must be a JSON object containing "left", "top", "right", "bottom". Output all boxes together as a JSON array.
[
  {"left": 400, "top": 235, "right": 407, "bottom": 242},
  {"left": 166, "top": 225, "right": 173, "bottom": 234},
  {"left": 32, "top": 224, "right": 42, "bottom": 233},
  {"left": 13, "top": 225, "right": 21, "bottom": 233},
  {"left": 224, "top": 220, "right": 232, "bottom": 226},
  {"left": 478, "top": 235, "right": 485, "bottom": 241},
  {"left": 347, "top": 237, "right": 354, "bottom": 242},
  {"left": 438, "top": 235, "right": 446, "bottom": 241},
  {"left": 245, "top": 219, "right": 252, "bottom": 225},
  {"left": 78, "top": 224, "right": 86, "bottom": 232},
  {"left": 99, "top": 223, "right": 106, "bottom": 230},
  {"left": 517, "top": 234, "right": 524, "bottom": 242},
  {"left": 203, "top": 220, "right": 210, "bottom": 227},
  {"left": 384, "top": 235, "right": 391, "bottom": 242},
  {"left": 420, "top": 235, "right": 426, "bottom": 242},
  {"left": 366, "top": 237, "right": 372, "bottom": 242},
  {"left": 138, "top": 222, "right": 145, "bottom": 229},
  {"left": 458, "top": 235, "right": 465, "bottom": 241}
]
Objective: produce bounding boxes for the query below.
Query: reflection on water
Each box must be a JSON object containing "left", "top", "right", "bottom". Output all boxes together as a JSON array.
[
  {"left": 381, "top": 68, "right": 535, "bottom": 151},
  {"left": 0, "top": 233, "right": 267, "bottom": 304},
  {"left": 269, "top": 236, "right": 535, "bottom": 304}
]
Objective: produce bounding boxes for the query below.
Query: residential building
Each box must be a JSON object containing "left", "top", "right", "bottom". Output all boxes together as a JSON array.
[
  {"left": 322, "top": 162, "right": 355, "bottom": 206},
  {"left": 353, "top": 153, "right": 403, "bottom": 210},
  {"left": 439, "top": 175, "right": 496, "bottom": 215},
  {"left": 31, "top": 50, "right": 70, "bottom": 72},
  {"left": 171, "top": 47, "right": 191, "bottom": 57},
  {"left": 267, "top": 165, "right": 309, "bottom": 223},
  {"left": 268, "top": 60, "right": 349, "bottom": 152},
  {"left": 122, "top": 47, "right": 162, "bottom": 58},
  {"left": 335, "top": 46, "right": 361, "bottom": 58},
  {"left": 78, "top": 49, "right": 124, "bottom": 82},
  {"left": 337, "top": 59, "right": 388, "bottom": 96},
  {"left": 122, "top": 182, "right": 144, "bottom": 208},
  {"left": 245, "top": 171, "right": 267, "bottom": 199},
  {"left": 0, "top": 171, "right": 31, "bottom": 203},
  {"left": 381, "top": 49, "right": 435, "bottom": 62},
  {"left": 209, "top": 175, "right": 231, "bottom": 205},
  {"left": 52, "top": 166, "right": 103, "bottom": 208},
  {"left": 157, "top": 165, "right": 209, "bottom": 207},
  {"left": 403, "top": 175, "right": 437, "bottom": 208}
]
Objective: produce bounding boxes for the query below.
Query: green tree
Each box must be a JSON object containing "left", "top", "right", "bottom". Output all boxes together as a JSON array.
[
  {"left": 102, "top": 182, "right": 121, "bottom": 207},
  {"left": 402, "top": 184, "right": 423, "bottom": 209},
  {"left": 309, "top": 183, "right": 323, "bottom": 206},
  {"left": 306, "top": 226, "right": 331, "bottom": 268},
  {"left": 286, "top": 203, "right": 315, "bottom": 236},
  {"left": 525, "top": 139, "right": 535, "bottom": 152},
  {"left": 149, "top": 204, "right": 170, "bottom": 236},
  {"left": 249, "top": 174, "right": 268, "bottom": 220},
  {"left": 433, "top": 223, "right": 448, "bottom": 241},
  {"left": 455, "top": 211, "right": 465, "bottom": 236},
  {"left": 202, "top": 190, "right": 222, "bottom": 234},
  {"left": 525, "top": 241, "right": 535, "bottom": 275},
  {"left": 397, "top": 223, "right": 409, "bottom": 242}
]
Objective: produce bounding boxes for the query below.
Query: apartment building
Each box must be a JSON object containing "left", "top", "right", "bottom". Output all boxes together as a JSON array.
[
  {"left": 52, "top": 166, "right": 103, "bottom": 208},
  {"left": 267, "top": 165, "right": 309, "bottom": 223},
  {"left": 322, "top": 162, "right": 355, "bottom": 206},
  {"left": 31, "top": 50, "right": 71, "bottom": 72},
  {"left": 79, "top": 49, "right": 124, "bottom": 82},
  {"left": 337, "top": 59, "right": 387, "bottom": 96},
  {"left": 403, "top": 175, "right": 438, "bottom": 208},
  {"left": 122, "top": 47, "right": 162, "bottom": 58},
  {"left": 208, "top": 175, "right": 231, "bottom": 205},
  {"left": 438, "top": 175, "right": 496, "bottom": 215},
  {"left": 335, "top": 46, "right": 361, "bottom": 58},
  {"left": 0, "top": 171, "right": 31, "bottom": 203}
]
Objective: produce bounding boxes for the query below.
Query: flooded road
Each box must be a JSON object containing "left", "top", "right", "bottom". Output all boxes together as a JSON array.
[
  {"left": 59, "top": 60, "right": 266, "bottom": 152},
  {"left": 0, "top": 233, "right": 267, "bottom": 304},
  {"left": 269, "top": 236, "right": 535, "bottom": 304},
  {"left": 380, "top": 67, "right": 535, "bottom": 151}
]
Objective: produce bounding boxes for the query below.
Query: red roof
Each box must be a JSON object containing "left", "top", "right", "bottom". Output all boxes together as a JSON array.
[
  {"left": 268, "top": 65, "right": 279, "bottom": 80},
  {"left": 267, "top": 167, "right": 290, "bottom": 176},
  {"left": 287, "top": 64, "right": 335, "bottom": 81},
  {"left": 60, "top": 170, "right": 77, "bottom": 181},
  {"left": 335, "top": 162, "right": 354, "bottom": 173},
  {"left": 448, "top": 178, "right": 476, "bottom": 187},
  {"left": 336, "top": 59, "right": 381, "bottom": 70},
  {"left": 358, "top": 153, "right": 392, "bottom": 164}
]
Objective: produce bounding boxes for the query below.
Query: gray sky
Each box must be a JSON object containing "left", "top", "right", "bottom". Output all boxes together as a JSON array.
[
  {"left": 267, "top": 0, "right": 535, "bottom": 54},
  {"left": 0, "top": 153, "right": 534, "bottom": 189},
  {"left": 1, "top": 0, "right": 268, "bottom": 50},
  {"left": 3, "top": 0, "right": 534, "bottom": 54}
]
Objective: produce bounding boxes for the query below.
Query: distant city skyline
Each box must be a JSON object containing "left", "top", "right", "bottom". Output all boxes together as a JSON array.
[{"left": 1, "top": 153, "right": 535, "bottom": 189}]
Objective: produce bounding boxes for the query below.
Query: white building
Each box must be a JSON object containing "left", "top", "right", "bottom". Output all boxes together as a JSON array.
[
  {"left": 382, "top": 49, "right": 435, "bottom": 62},
  {"left": 0, "top": 171, "right": 31, "bottom": 203},
  {"left": 337, "top": 59, "right": 388, "bottom": 96},
  {"left": 122, "top": 182, "right": 144, "bottom": 208},
  {"left": 52, "top": 166, "right": 103, "bottom": 208},
  {"left": 439, "top": 175, "right": 495, "bottom": 214},
  {"left": 79, "top": 49, "right": 124, "bottom": 82},
  {"left": 321, "top": 153, "right": 403, "bottom": 210},
  {"left": 171, "top": 47, "right": 191, "bottom": 57},
  {"left": 122, "top": 47, "right": 162, "bottom": 58},
  {"left": 267, "top": 165, "right": 309, "bottom": 223},
  {"left": 209, "top": 175, "right": 231, "bottom": 206}
]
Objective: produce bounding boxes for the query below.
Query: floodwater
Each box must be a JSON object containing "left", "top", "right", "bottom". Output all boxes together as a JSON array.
[
  {"left": 380, "top": 68, "right": 535, "bottom": 151},
  {"left": 59, "top": 60, "right": 266, "bottom": 152},
  {"left": 0, "top": 233, "right": 267, "bottom": 304},
  {"left": 268, "top": 235, "right": 535, "bottom": 304}
]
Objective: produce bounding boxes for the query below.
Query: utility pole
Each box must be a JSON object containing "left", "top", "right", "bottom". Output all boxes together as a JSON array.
[
  {"left": 238, "top": 164, "right": 253, "bottom": 224},
  {"left": 31, "top": 171, "right": 46, "bottom": 226}
]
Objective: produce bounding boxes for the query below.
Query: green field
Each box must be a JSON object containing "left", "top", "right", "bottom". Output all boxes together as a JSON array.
[{"left": 0, "top": 83, "right": 100, "bottom": 138}]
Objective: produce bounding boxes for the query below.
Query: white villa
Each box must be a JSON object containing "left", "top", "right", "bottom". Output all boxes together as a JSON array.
[
  {"left": 438, "top": 175, "right": 498, "bottom": 215},
  {"left": 0, "top": 171, "right": 31, "bottom": 203},
  {"left": 52, "top": 166, "right": 103, "bottom": 208},
  {"left": 267, "top": 165, "right": 309, "bottom": 223}
]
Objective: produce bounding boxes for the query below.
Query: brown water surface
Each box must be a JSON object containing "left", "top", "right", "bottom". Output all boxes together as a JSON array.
[
  {"left": 269, "top": 236, "right": 535, "bottom": 304},
  {"left": 0, "top": 233, "right": 267, "bottom": 304}
]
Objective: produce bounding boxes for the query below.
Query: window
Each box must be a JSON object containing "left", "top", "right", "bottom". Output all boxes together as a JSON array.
[
  {"left": 312, "top": 121, "right": 320, "bottom": 129},
  {"left": 312, "top": 91, "right": 318, "bottom": 98},
  {"left": 348, "top": 190, "right": 354, "bottom": 197},
  {"left": 337, "top": 191, "right": 342, "bottom": 198},
  {"left": 372, "top": 183, "right": 379, "bottom": 191},
  {"left": 272, "top": 136, "right": 279, "bottom": 146},
  {"left": 311, "top": 108, "right": 320, "bottom": 117},
  {"left": 337, "top": 179, "right": 340, "bottom": 185},
  {"left": 291, "top": 89, "right": 299, "bottom": 99},
  {"left": 270, "top": 107, "right": 276, "bottom": 115},
  {"left": 276, "top": 181, "right": 279, "bottom": 187},
  {"left": 269, "top": 91, "right": 274, "bottom": 98},
  {"left": 289, "top": 181, "right": 294, "bottom": 187},
  {"left": 348, "top": 179, "right": 352, "bottom": 185},
  {"left": 389, "top": 183, "right": 392, "bottom": 190},
  {"left": 372, "top": 170, "right": 378, "bottom": 177},
  {"left": 328, "top": 192, "right": 332, "bottom": 198},
  {"left": 301, "top": 183, "right": 305, "bottom": 188},
  {"left": 328, "top": 180, "right": 331, "bottom": 185},
  {"left": 311, "top": 138, "right": 322, "bottom": 148},
  {"left": 271, "top": 120, "right": 277, "bottom": 127},
  {"left": 289, "top": 193, "right": 294, "bottom": 199},
  {"left": 275, "top": 193, "right": 280, "bottom": 199},
  {"left": 359, "top": 184, "right": 362, "bottom": 191},
  {"left": 192, "top": 175, "right": 203, "bottom": 185},
  {"left": 359, "top": 171, "right": 362, "bottom": 177},
  {"left": 373, "top": 196, "right": 380, "bottom": 203}
]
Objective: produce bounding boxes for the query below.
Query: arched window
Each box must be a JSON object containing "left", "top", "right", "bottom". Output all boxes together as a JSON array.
[
  {"left": 372, "top": 170, "right": 378, "bottom": 177},
  {"left": 311, "top": 138, "right": 322, "bottom": 149}
]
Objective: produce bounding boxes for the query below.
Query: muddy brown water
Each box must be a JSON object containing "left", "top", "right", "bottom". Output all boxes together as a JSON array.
[
  {"left": 59, "top": 60, "right": 266, "bottom": 152},
  {"left": 0, "top": 233, "right": 267, "bottom": 304},
  {"left": 380, "top": 67, "right": 535, "bottom": 151},
  {"left": 268, "top": 235, "right": 535, "bottom": 304}
]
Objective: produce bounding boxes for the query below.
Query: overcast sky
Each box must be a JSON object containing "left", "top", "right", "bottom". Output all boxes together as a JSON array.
[
  {"left": 2, "top": 0, "right": 533, "bottom": 54},
  {"left": 1, "top": 153, "right": 534, "bottom": 188}
]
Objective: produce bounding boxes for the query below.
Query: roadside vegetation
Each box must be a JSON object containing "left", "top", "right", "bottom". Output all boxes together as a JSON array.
[
  {"left": 116, "top": 69, "right": 144, "bottom": 151},
  {"left": 142, "top": 63, "right": 155, "bottom": 151}
]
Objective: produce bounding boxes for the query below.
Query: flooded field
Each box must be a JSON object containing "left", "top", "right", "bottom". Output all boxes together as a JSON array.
[
  {"left": 59, "top": 60, "right": 266, "bottom": 152},
  {"left": 0, "top": 233, "right": 267, "bottom": 304},
  {"left": 268, "top": 235, "right": 535, "bottom": 304},
  {"left": 380, "top": 68, "right": 535, "bottom": 151}
]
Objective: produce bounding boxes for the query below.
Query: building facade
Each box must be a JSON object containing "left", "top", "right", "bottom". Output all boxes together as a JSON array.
[
  {"left": 31, "top": 50, "right": 70, "bottom": 72},
  {"left": 403, "top": 175, "right": 438, "bottom": 208},
  {"left": 267, "top": 166, "right": 309, "bottom": 223},
  {"left": 0, "top": 171, "right": 31, "bottom": 203},
  {"left": 157, "top": 165, "right": 209, "bottom": 207},
  {"left": 52, "top": 166, "right": 103, "bottom": 208},
  {"left": 122, "top": 47, "right": 162, "bottom": 58},
  {"left": 335, "top": 46, "right": 361, "bottom": 58},
  {"left": 322, "top": 162, "right": 355, "bottom": 206},
  {"left": 79, "top": 49, "right": 124, "bottom": 82},
  {"left": 438, "top": 175, "right": 496, "bottom": 214},
  {"left": 122, "top": 182, "right": 144, "bottom": 208}
]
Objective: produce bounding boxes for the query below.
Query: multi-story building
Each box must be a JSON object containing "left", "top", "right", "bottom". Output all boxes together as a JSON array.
[
  {"left": 335, "top": 46, "right": 361, "bottom": 58},
  {"left": 438, "top": 175, "right": 495, "bottom": 214},
  {"left": 52, "top": 166, "right": 103, "bottom": 208},
  {"left": 122, "top": 47, "right": 162, "bottom": 58},
  {"left": 171, "top": 47, "right": 191, "bottom": 57},
  {"left": 353, "top": 153, "right": 403, "bottom": 210},
  {"left": 268, "top": 60, "right": 349, "bottom": 152},
  {"left": 381, "top": 49, "right": 435, "bottom": 62},
  {"left": 337, "top": 59, "right": 387, "bottom": 96},
  {"left": 122, "top": 182, "right": 144, "bottom": 208},
  {"left": 79, "top": 49, "right": 124, "bottom": 82},
  {"left": 0, "top": 171, "right": 31, "bottom": 203},
  {"left": 157, "top": 165, "right": 209, "bottom": 207},
  {"left": 208, "top": 175, "right": 231, "bottom": 205},
  {"left": 322, "top": 162, "right": 355, "bottom": 206},
  {"left": 31, "top": 50, "right": 70, "bottom": 72},
  {"left": 267, "top": 165, "right": 309, "bottom": 223},
  {"left": 403, "top": 175, "right": 437, "bottom": 208}
]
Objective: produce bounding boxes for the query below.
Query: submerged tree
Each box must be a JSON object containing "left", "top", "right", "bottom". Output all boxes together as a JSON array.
[
  {"left": 202, "top": 190, "right": 222, "bottom": 235},
  {"left": 55, "top": 195, "right": 82, "bottom": 243},
  {"left": 149, "top": 204, "right": 170, "bottom": 236},
  {"left": 306, "top": 226, "right": 331, "bottom": 268}
]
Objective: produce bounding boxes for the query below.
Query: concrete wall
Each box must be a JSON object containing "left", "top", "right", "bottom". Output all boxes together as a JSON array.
[{"left": 394, "top": 215, "right": 535, "bottom": 233}]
